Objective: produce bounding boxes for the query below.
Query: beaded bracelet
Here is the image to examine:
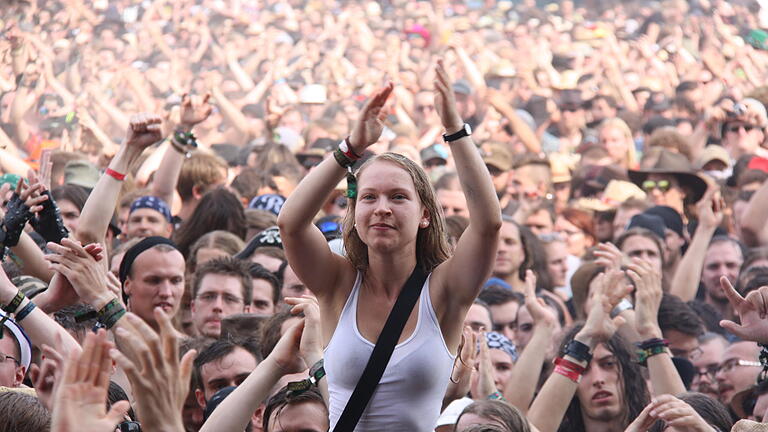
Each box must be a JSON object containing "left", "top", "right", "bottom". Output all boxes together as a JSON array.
[
  {"left": 487, "top": 391, "right": 507, "bottom": 401},
  {"left": 636, "top": 338, "right": 669, "bottom": 365},
  {"left": 287, "top": 359, "right": 326, "bottom": 396}
]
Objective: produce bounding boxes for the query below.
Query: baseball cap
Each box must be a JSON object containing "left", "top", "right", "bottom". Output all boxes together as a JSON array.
[
  {"left": 480, "top": 143, "right": 513, "bottom": 172},
  {"left": 626, "top": 213, "right": 666, "bottom": 241}
]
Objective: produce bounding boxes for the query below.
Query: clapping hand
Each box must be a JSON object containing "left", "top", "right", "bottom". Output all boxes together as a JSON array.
[
  {"left": 576, "top": 269, "right": 632, "bottom": 348},
  {"left": 349, "top": 82, "right": 394, "bottom": 154},
  {"left": 433, "top": 59, "right": 464, "bottom": 133}
]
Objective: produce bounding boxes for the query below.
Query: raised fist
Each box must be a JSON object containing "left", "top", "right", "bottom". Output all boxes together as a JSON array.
[{"left": 125, "top": 113, "right": 163, "bottom": 150}]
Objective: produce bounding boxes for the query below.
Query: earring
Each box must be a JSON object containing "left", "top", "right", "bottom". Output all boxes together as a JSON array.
[{"left": 420, "top": 220, "right": 429, "bottom": 228}]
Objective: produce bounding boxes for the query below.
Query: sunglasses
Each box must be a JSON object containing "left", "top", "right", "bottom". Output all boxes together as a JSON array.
[
  {"left": 641, "top": 179, "right": 672, "bottom": 192},
  {"left": 726, "top": 124, "right": 757, "bottom": 134}
]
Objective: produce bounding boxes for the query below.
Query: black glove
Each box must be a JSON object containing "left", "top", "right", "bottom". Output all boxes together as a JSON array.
[
  {"left": 30, "top": 191, "right": 68, "bottom": 244},
  {"left": 2, "top": 193, "right": 32, "bottom": 247}
]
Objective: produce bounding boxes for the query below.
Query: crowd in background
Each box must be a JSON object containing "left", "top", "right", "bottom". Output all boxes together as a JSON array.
[{"left": 3, "top": 0, "right": 768, "bottom": 430}]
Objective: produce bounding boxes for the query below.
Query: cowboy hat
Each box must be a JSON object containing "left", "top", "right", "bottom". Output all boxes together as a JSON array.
[{"left": 628, "top": 150, "right": 708, "bottom": 203}]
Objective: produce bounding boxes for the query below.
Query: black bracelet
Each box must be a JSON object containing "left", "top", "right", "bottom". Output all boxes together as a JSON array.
[
  {"left": 15, "top": 301, "right": 36, "bottom": 322},
  {"left": 2, "top": 291, "right": 25, "bottom": 315},
  {"left": 638, "top": 338, "right": 668, "bottom": 350},
  {"left": 564, "top": 339, "right": 593, "bottom": 363}
]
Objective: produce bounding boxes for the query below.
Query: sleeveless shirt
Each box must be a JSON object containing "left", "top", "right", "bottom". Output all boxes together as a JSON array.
[{"left": 324, "top": 271, "right": 455, "bottom": 431}]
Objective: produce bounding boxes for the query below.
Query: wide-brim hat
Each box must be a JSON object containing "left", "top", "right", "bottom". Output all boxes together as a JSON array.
[
  {"left": 628, "top": 150, "right": 708, "bottom": 203},
  {"left": 732, "top": 419, "right": 768, "bottom": 432}
]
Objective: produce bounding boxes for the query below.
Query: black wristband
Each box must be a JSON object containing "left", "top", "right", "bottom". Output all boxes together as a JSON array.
[
  {"left": 15, "top": 301, "right": 36, "bottom": 322},
  {"left": 30, "top": 191, "right": 69, "bottom": 244},
  {"left": 564, "top": 339, "right": 593, "bottom": 363}
]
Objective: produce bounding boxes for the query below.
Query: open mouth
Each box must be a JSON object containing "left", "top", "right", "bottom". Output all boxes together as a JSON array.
[{"left": 592, "top": 390, "right": 613, "bottom": 402}]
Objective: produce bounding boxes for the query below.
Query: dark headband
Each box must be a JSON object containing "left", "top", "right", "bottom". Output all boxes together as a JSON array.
[{"left": 119, "top": 236, "right": 179, "bottom": 286}]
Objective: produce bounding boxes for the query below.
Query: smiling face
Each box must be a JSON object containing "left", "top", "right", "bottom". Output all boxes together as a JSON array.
[{"left": 354, "top": 160, "right": 428, "bottom": 254}]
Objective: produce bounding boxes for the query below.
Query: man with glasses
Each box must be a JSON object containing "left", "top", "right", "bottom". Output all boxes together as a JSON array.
[
  {"left": 191, "top": 257, "right": 253, "bottom": 339},
  {"left": 0, "top": 313, "right": 31, "bottom": 388},
  {"left": 692, "top": 332, "right": 729, "bottom": 400},
  {"left": 716, "top": 341, "right": 762, "bottom": 406}
]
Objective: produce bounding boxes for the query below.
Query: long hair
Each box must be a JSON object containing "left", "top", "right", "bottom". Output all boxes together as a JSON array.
[
  {"left": 186, "top": 230, "right": 245, "bottom": 274},
  {"left": 342, "top": 153, "right": 451, "bottom": 273},
  {"left": 173, "top": 188, "right": 246, "bottom": 258},
  {"left": 557, "top": 324, "right": 649, "bottom": 432}
]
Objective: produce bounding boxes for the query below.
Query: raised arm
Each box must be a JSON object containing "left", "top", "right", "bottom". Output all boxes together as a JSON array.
[
  {"left": 528, "top": 271, "right": 630, "bottom": 432},
  {"left": 150, "top": 94, "right": 212, "bottom": 206},
  {"left": 0, "top": 264, "right": 80, "bottom": 356},
  {"left": 628, "top": 259, "right": 686, "bottom": 396},
  {"left": 670, "top": 189, "right": 721, "bottom": 300},
  {"left": 76, "top": 114, "right": 162, "bottom": 245},
  {"left": 487, "top": 89, "right": 542, "bottom": 154},
  {"left": 433, "top": 60, "right": 502, "bottom": 307},
  {"left": 504, "top": 272, "right": 558, "bottom": 412},
  {"left": 202, "top": 296, "right": 326, "bottom": 432},
  {"left": 740, "top": 177, "right": 768, "bottom": 247},
  {"left": 277, "top": 83, "right": 394, "bottom": 299}
]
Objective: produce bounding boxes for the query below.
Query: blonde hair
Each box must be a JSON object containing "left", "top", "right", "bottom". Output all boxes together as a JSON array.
[
  {"left": 342, "top": 153, "right": 451, "bottom": 273},
  {"left": 599, "top": 117, "right": 637, "bottom": 168}
]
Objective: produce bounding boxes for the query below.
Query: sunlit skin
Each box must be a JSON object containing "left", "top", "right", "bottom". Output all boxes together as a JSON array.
[
  {"left": 555, "top": 216, "right": 593, "bottom": 258},
  {"left": 464, "top": 303, "right": 493, "bottom": 333},
  {"left": 702, "top": 242, "right": 743, "bottom": 304},
  {"left": 126, "top": 208, "right": 172, "bottom": 239},
  {"left": 252, "top": 278, "right": 277, "bottom": 315},
  {"left": 644, "top": 174, "right": 684, "bottom": 214},
  {"left": 493, "top": 222, "right": 524, "bottom": 286},
  {"left": 354, "top": 160, "right": 429, "bottom": 256},
  {"left": 191, "top": 273, "right": 251, "bottom": 338},
  {"left": 716, "top": 342, "right": 761, "bottom": 405},
  {"left": 123, "top": 248, "right": 185, "bottom": 329}
]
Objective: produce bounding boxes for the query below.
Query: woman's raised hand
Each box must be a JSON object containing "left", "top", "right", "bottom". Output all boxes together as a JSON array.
[
  {"left": 433, "top": 59, "right": 464, "bottom": 133},
  {"left": 348, "top": 82, "right": 394, "bottom": 154}
]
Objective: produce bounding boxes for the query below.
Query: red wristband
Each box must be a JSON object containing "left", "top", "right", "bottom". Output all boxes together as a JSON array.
[
  {"left": 554, "top": 364, "right": 582, "bottom": 383},
  {"left": 341, "top": 137, "right": 362, "bottom": 161},
  {"left": 554, "top": 356, "right": 587, "bottom": 374},
  {"left": 105, "top": 168, "right": 126, "bottom": 181}
]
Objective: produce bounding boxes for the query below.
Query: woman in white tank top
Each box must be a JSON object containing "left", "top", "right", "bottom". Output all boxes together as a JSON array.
[{"left": 278, "top": 61, "right": 502, "bottom": 431}]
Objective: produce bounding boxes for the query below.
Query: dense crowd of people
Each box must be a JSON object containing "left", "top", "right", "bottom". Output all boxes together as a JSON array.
[{"left": 3, "top": 0, "right": 768, "bottom": 431}]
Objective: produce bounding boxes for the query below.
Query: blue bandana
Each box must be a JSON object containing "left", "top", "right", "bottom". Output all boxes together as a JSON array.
[
  {"left": 130, "top": 196, "right": 173, "bottom": 223},
  {"left": 249, "top": 194, "right": 286, "bottom": 216},
  {"left": 485, "top": 331, "right": 518, "bottom": 362}
]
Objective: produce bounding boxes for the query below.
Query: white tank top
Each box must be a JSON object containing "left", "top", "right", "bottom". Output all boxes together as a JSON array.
[{"left": 325, "top": 271, "right": 455, "bottom": 431}]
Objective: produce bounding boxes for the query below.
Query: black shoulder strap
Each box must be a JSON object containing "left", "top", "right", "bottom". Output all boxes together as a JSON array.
[{"left": 332, "top": 266, "right": 428, "bottom": 431}]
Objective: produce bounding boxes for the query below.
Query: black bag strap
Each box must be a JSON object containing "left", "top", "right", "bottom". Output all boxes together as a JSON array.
[{"left": 332, "top": 266, "right": 428, "bottom": 431}]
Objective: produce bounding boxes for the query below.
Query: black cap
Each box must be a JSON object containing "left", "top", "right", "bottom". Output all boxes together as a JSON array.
[
  {"left": 203, "top": 386, "right": 238, "bottom": 421},
  {"left": 626, "top": 213, "right": 666, "bottom": 241},
  {"left": 645, "top": 206, "right": 684, "bottom": 238}
]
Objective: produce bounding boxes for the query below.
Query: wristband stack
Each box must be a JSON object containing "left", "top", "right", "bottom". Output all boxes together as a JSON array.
[
  {"left": 286, "top": 359, "right": 326, "bottom": 396},
  {"left": 333, "top": 138, "right": 360, "bottom": 199},
  {"left": 74, "top": 298, "right": 127, "bottom": 331},
  {"left": 636, "top": 338, "right": 669, "bottom": 365},
  {"left": 171, "top": 129, "right": 199, "bottom": 158},
  {"left": 759, "top": 343, "right": 768, "bottom": 382},
  {"left": 0, "top": 291, "right": 33, "bottom": 338},
  {"left": 553, "top": 357, "right": 587, "bottom": 383}
]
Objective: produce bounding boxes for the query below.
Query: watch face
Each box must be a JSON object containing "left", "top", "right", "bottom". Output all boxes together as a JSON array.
[
  {"left": 339, "top": 140, "right": 349, "bottom": 152},
  {"left": 464, "top": 124, "right": 472, "bottom": 135}
]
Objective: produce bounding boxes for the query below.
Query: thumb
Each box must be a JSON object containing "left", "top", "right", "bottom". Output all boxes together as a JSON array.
[
  {"left": 612, "top": 315, "right": 626, "bottom": 328},
  {"left": 105, "top": 400, "right": 130, "bottom": 425},
  {"left": 719, "top": 320, "right": 748, "bottom": 339}
]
